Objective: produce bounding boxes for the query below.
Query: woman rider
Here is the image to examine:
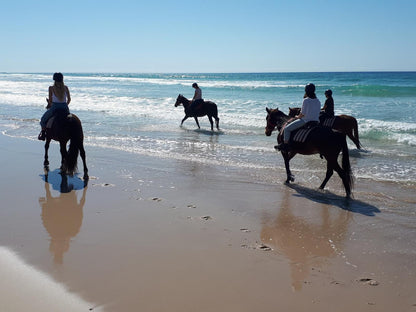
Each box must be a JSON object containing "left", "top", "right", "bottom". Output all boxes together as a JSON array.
[
  {"left": 276, "top": 83, "right": 321, "bottom": 151},
  {"left": 38, "top": 73, "right": 71, "bottom": 140}
]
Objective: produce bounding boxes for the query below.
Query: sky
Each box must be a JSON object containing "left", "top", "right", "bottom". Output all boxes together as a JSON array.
[{"left": 1, "top": 0, "right": 415, "bottom": 73}]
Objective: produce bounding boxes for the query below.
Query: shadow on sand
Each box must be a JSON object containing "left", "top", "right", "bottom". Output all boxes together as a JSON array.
[
  {"left": 40, "top": 169, "right": 87, "bottom": 193},
  {"left": 286, "top": 183, "right": 380, "bottom": 216}
]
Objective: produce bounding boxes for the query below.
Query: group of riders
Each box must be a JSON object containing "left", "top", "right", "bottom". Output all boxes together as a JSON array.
[
  {"left": 38, "top": 73, "right": 336, "bottom": 152},
  {"left": 275, "top": 83, "right": 334, "bottom": 152}
]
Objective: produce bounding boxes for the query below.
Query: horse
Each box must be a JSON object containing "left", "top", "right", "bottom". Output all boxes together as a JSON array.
[
  {"left": 265, "top": 107, "right": 353, "bottom": 198},
  {"left": 43, "top": 110, "right": 88, "bottom": 180},
  {"left": 288, "top": 107, "right": 361, "bottom": 149},
  {"left": 174, "top": 94, "right": 220, "bottom": 131}
]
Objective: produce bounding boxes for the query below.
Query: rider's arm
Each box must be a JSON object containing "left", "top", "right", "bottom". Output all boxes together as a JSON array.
[
  {"left": 46, "top": 86, "right": 53, "bottom": 108},
  {"left": 65, "top": 86, "right": 71, "bottom": 105}
]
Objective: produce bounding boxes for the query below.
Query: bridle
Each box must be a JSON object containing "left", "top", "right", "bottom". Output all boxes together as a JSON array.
[
  {"left": 265, "top": 114, "right": 278, "bottom": 136},
  {"left": 174, "top": 94, "right": 189, "bottom": 107}
]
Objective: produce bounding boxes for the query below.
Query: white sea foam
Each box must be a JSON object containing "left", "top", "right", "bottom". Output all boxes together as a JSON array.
[{"left": 0, "top": 246, "right": 103, "bottom": 312}]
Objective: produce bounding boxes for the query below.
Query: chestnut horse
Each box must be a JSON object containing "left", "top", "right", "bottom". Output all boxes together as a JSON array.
[
  {"left": 265, "top": 108, "right": 353, "bottom": 198},
  {"left": 43, "top": 110, "right": 88, "bottom": 180},
  {"left": 174, "top": 94, "right": 219, "bottom": 131},
  {"left": 288, "top": 107, "right": 361, "bottom": 149}
]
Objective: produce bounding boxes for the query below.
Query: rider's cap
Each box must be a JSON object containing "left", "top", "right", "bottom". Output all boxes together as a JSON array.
[{"left": 325, "top": 89, "right": 332, "bottom": 96}]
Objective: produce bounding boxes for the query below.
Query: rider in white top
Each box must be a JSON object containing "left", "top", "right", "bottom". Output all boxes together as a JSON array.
[
  {"left": 38, "top": 73, "right": 71, "bottom": 140},
  {"left": 189, "top": 82, "right": 203, "bottom": 114},
  {"left": 277, "top": 83, "right": 321, "bottom": 151}
]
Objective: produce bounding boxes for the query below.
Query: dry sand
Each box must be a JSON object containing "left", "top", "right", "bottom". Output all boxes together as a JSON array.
[{"left": 0, "top": 133, "right": 415, "bottom": 311}]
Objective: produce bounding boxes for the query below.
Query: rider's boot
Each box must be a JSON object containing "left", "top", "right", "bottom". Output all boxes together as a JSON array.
[{"left": 275, "top": 142, "right": 291, "bottom": 151}]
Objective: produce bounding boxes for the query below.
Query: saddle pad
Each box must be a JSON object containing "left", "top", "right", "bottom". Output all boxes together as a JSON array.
[
  {"left": 292, "top": 127, "right": 315, "bottom": 143},
  {"left": 322, "top": 117, "right": 336, "bottom": 128}
]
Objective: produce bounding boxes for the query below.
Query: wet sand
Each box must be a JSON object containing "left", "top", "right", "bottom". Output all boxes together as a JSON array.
[{"left": 0, "top": 133, "right": 415, "bottom": 311}]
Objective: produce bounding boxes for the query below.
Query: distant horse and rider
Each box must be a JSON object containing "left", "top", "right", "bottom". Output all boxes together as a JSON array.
[{"left": 174, "top": 94, "right": 220, "bottom": 131}]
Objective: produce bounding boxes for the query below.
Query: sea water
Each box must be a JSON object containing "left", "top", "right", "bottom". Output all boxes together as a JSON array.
[{"left": 0, "top": 72, "right": 415, "bottom": 190}]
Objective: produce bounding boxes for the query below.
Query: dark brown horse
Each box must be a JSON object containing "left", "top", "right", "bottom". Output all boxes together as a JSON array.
[
  {"left": 265, "top": 108, "right": 353, "bottom": 198},
  {"left": 288, "top": 107, "right": 361, "bottom": 149},
  {"left": 174, "top": 94, "right": 220, "bottom": 131},
  {"left": 43, "top": 111, "right": 88, "bottom": 180}
]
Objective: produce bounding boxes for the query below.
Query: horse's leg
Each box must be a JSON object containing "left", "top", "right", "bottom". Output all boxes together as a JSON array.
[
  {"left": 283, "top": 152, "right": 295, "bottom": 183},
  {"left": 323, "top": 155, "right": 351, "bottom": 197},
  {"left": 319, "top": 158, "right": 334, "bottom": 190},
  {"left": 215, "top": 117, "right": 220, "bottom": 130},
  {"left": 193, "top": 117, "right": 200, "bottom": 129},
  {"left": 180, "top": 115, "right": 189, "bottom": 126},
  {"left": 79, "top": 143, "right": 89, "bottom": 180},
  {"left": 59, "top": 141, "right": 68, "bottom": 173},
  {"left": 44, "top": 139, "right": 50, "bottom": 167},
  {"left": 208, "top": 115, "right": 214, "bottom": 131}
]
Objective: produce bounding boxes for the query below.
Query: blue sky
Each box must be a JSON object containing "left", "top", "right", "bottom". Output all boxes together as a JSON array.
[{"left": 1, "top": 0, "right": 415, "bottom": 73}]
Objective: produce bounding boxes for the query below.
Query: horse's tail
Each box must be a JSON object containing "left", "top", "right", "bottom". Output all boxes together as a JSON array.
[
  {"left": 66, "top": 116, "right": 83, "bottom": 176},
  {"left": 341, "top": 135, "right": 354, "bottom": 197},
  {"left": 352, "top": 117, "right": 361, "bottom": 149}
]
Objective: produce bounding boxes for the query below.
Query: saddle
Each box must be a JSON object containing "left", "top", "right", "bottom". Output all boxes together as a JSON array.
[
  {"left": 46, "top": 110, "right": 71, "bottom": 129},
  {"left": 186, "top": 99, "right": 205, "bottom": 115}
]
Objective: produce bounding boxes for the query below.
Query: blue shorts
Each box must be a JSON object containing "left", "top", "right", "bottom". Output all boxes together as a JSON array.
[{"left": 40, "top": 102, "right": 69, "bottom": 128}]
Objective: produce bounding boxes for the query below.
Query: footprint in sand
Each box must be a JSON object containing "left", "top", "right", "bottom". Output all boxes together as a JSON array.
[
  {"left": 92, "top": 183, "right": 115, "bottom": 187},
  {"left": 358, "top": 278, "right": 379, "bottom": 286}
]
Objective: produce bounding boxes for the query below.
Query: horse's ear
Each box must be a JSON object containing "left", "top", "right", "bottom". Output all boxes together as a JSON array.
[{"left": 266, "top": 107, "right": 271, "bottom": 113}]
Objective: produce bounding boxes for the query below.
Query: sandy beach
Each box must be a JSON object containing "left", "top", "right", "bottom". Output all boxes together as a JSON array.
[{"left": 1, "top": 133, "right": 415, "bottom": 312}]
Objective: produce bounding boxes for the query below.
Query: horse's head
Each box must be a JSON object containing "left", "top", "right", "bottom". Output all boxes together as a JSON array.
[
  {"left": 288, "top": 107, "right": 301, "bottom": 118},
  {"left": 174, "top": 94, "right": 183, "bottom": 107},
  {"left": 265, "top": 107, "right": 287, "bottom": 136}
]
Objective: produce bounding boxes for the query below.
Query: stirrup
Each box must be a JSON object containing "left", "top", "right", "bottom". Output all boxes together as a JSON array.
[{"left": 38, "top": 130, "right": 46, "bottom": 141}]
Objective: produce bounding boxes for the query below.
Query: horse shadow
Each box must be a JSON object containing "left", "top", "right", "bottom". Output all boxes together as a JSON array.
[
  {"left": 183, "top": 128, "right": 224, "bottom": 136},
  {"left": 286, "top": 183, "right": 380, "bottom": 216},
  {"left": 41, "top": 169, "right": 87, "bottom": 192}
]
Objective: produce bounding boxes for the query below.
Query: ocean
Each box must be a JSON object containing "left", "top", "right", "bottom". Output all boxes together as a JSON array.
[{"left": 1, "top": 72, "right": 415, "bottom": 191}]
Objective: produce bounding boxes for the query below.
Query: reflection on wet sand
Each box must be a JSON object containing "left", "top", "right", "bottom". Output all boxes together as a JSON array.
[
  {"left": 39, "top": 172, "right": 87, "bottom": 264},
  {"left": 261, "top": 188, "right": 352, "bottom": 291}
]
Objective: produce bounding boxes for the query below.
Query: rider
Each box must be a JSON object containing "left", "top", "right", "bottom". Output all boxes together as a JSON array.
[
  {"left": 38, "top": 73, "right": 71, "bottom": 140},
  {"left": 320, "top": 89, "right": 334, "bottom": 122},
  {"left": 276, "top": 83, "right": 321, "bottom": 151},
  {"left": 189, "top": 82, "right": 203, "bottom": 114}
]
